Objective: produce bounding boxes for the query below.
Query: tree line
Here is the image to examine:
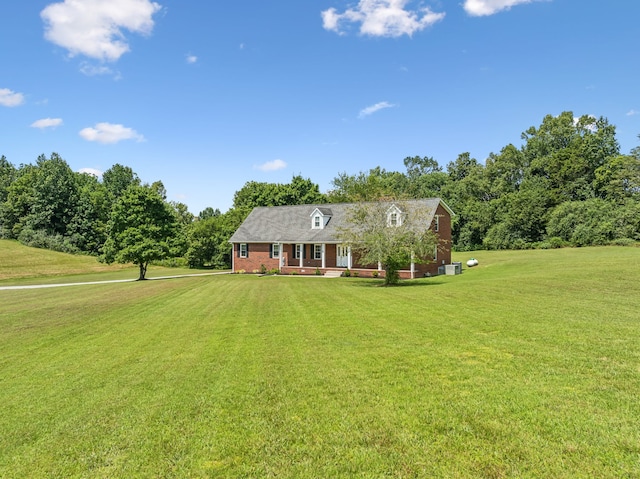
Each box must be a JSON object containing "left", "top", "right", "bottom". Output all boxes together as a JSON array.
[
  {"left": 1, "top": 111, "right": 638, "bottom": 272},
  {"left": 327, "top": 112, "right": 639, "bottom": 250}
]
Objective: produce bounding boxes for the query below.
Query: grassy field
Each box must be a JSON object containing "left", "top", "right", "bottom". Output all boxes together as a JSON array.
[
  {"left": 1, "top": 245, "right": 639, "bottom": 477},
  {"left": 0, "top": 239, "right": 210, "bottom": 285}
]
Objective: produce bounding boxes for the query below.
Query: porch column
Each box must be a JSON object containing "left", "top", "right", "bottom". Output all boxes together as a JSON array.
[
  {"left": 410, "top": 252, "right": 415, "bottom": 280},
  {"left": 378, "top": 261, "right": 382, "bottom": 271},
  {"left": 299, "top": 244, "right": 303, "bottom": 268},
  {"left": 278, "top": 243, "right": 283, "bottom": 270},
  {"left": 347, "top": 246, "right": 353, "bottom": 269},
  {"left": 321, "top": 244, "right": 326, "bottom": 269}
]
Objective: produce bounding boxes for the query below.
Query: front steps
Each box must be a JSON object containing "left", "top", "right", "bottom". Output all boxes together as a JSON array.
[{"left": 323, "top": 270, "right": 343, "bottom": 278}]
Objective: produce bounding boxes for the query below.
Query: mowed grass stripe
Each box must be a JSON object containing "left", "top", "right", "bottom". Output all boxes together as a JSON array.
[{"left": 0, "top": 247, "right": 639, "bottom": 477}]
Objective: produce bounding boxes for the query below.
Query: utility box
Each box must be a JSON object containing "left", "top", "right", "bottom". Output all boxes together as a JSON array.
[{"left": 445, "top": 263, "right": 462, "bottom": 275}]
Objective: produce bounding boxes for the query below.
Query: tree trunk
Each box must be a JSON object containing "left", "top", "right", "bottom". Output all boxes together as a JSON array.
[
  {"left": 384, "top": 265, "right": 400, "bottom": 285},
  {"left": 138, "top": 262, "right": 148, "bottom": 280}
]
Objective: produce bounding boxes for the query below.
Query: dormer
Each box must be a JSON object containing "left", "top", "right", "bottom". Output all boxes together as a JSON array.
[
  {"left": 386, "top": 204, "right": 403, "bottom": 227},
  {"left": 310, "top": 207, "right": 332, "bottom": 229}
]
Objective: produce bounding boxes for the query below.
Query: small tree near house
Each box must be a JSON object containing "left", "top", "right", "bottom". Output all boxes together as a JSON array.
[{"left": 337, "top": 199, "right": 440, "bottom": 285}]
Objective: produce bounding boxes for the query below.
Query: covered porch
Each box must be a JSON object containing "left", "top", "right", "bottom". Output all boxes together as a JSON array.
[{"left": 275, "top": 242, "right": 428, "bottom": 278}]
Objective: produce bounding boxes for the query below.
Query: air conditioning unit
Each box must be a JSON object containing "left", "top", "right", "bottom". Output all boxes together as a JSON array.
[{"left": 445, "top": 263, "right": 462, "bottom": 275}]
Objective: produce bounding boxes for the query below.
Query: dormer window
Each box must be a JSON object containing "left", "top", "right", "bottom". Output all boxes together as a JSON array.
[
  {"left": 310, "top": 207, "right": 332, "bottom": 229},
  {"left": 387, "top": 205, "right": 403, "bottom": 227}
]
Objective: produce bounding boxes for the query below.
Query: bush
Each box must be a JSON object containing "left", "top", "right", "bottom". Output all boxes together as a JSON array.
[
  {"left": 547, "top": 236, "right": 568, "bottom": 249},
  {"left": 153, "top": 257, "right": 188, "bottom": 268},
  {"left": 260, "top": 264, "right": 267, "bottom": 274},
  {"left": 608, "top": 238, "right": 637, "bottom": 246},
  {"left": 371, "top": 270, "right": 379, "bottom": 278},
  {"left": 290, "top": 271, "right": 298, "bottom": 275},
  {"left": 0, "top": 225, "right": 11, "bottom": 239},
  {"left": 547, "top": 199, "right": 617, "bottom": 247},
  {"left": 315, "top": 268, "right": 321, "bottom": 275},
  {"left": 268, "top": 268, "right": 279, "bottom": 275},
  {"left": 17, "top": 228, "right": 80, "bottom": 254},
  {"left": 483, "top": 222, "right": 521, "bottom": 250},
  {"left": 343, "top": 269, "right": 351, "bottom": 277}
]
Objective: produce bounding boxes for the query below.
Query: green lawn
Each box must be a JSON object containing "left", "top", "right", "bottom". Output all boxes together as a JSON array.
[
  {"left": 1, "top": 246, "right": 639, "bottom": 477},
  {"left": 0, "top": 239, "right": 217, "bottom": 285}
]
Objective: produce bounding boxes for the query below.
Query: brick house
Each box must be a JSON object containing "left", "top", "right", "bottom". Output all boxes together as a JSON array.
[{"left": 228, "top": 198, "right": 454, "bottom": 278}]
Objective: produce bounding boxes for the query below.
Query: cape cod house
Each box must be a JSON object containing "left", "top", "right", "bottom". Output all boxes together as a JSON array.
[{"left": 228, "top": 198, "right": 454, "bottom": 278}]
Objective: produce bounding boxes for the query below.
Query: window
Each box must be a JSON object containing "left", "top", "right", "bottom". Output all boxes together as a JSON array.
[
  {"left": 294, "top": 244, "right": 302, "bottom": 259},
  {"left": 434, "top": 215, "right": 440, "bottom": 232},
  {"left": 387, "top": 205, "right": 403, "bottom": 227},
  {"left": 314, "top": 244, "right": 322, "bottom": 260},
  {"left": 239, "top": 243, "right": 248, "bottom": 258},
  {"left": 272, "top": 243, "right": 280, "bottom": 258},
  {"left": 310, "top": 208, "right": 332, "bottom": 229},
  {"left": 433, "top": 245, "right": 438, "bottom": 261}
]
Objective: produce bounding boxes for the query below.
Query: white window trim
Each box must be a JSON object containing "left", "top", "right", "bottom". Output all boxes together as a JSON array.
[
  {"left": 239, "top": 243, "right": 248, "bottom": 258},
  {"left": 310, "top": 207, "right": 332, "bottom": 229},
  {"left": 313, "top": 244, "right": 322, "bottom": 260},
  {"left": 272, "top": 243, "right": 280, "bottom": 258},
  {"left": 387, "top": 205, "right": 403, "bottom": 227},
  {"left": 434, "top": 215, "right": 440, "bottom": 232},
  {"left": 294, "top": 244, "right": 302, "bottom": 259}
]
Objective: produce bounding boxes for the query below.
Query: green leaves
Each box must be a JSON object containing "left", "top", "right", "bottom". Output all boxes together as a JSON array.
[
  {"left": 338, "top": 200, "right": 439, "bottom": 285},
  {"left": 102, "top": 186, "right": 182, "bottom": 279}
]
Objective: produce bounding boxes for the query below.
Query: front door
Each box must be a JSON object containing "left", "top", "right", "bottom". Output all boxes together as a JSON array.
[{"left": 336, "top": 245, "right": 349, "bottom": 268}]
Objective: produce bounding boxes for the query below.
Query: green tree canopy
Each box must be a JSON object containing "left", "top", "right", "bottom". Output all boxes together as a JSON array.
[
  {"left": 337, "top": 199, "right": 439, "bottom": 285},
  {"left": 233, "top": 175, "right": 325, "bottom": 211},
  {"left": 102, "top": 163, "right": 140, "bottom": 201},
  {"left": 102, "top": 185, "right": 183, "bottom": 280}
]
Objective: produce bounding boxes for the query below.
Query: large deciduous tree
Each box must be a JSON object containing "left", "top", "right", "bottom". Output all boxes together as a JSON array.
[
  {"left": 337, "top": 199, "right": 439, "bottom": 285},
  {"left": 233, "top": 175, "right": 325, "bottom": 212},
  {"left": 102, "top": 185, "right": 183, "bottom": 280}
]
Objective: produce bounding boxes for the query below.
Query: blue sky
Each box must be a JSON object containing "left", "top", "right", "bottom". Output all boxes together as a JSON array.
[{"left": 1, "top": 0, "right": 639, "bottom": 214}]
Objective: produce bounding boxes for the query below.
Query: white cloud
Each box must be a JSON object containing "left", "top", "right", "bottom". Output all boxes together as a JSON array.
[
  {"left": 359, "top": 101, "right": 396, "bottom": 118},
  {"left": 186, "top": 54, "right": 198, "bottom": 64},
  {"left": 463, "top": 0, "right": 541, "bottom": 16},
  {"left": 255, "top": 159, "right": 287, "bottom": 172},
  {"left": 31, "top": 118, "right": 63, "bottom": 129},
  {"left": 0, "top": 88, "right": 25, "bottom": 107},
  {"left": 626, "top": 109, "right": 639, "bottom": 116},
  {"left": 41, "top": 0, "right": 162, "bottom": 62},
  {"left": 322, "top": 0, "right": 445, "bottom": 37},
  {"left": 78, "top": 167, "right": 103, "bottom": 177},
  {"left": 79, "top": 122, "right": 145, "bottom": 144},
  {"left": 80, "top": 62, "right": 116, "bottom": 77}
]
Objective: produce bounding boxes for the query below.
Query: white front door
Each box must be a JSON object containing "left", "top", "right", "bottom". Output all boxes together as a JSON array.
[{"left": 337, "top": 245, "right": 349, "bottom": 268}]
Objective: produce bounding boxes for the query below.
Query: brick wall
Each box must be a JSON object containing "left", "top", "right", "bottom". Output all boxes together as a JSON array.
[{"left": 233, "top": 243, "right": 279, "bottom": 272}]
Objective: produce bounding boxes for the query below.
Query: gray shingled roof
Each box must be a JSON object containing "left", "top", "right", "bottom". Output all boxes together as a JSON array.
[{"left": 228, "top": 198, "right": 447, "bottom": 244}]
